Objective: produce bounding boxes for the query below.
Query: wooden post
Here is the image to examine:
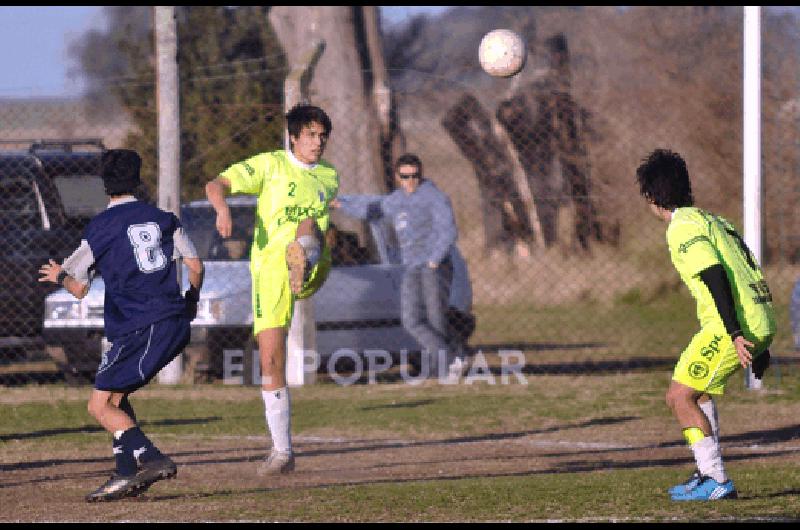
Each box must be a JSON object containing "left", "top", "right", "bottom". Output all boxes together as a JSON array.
[
  {"left": 154, "top": 5, "right": 183, "bottom": 384},
  {"left": 284, "top": 40, "right": 325, "bottom": 387}
]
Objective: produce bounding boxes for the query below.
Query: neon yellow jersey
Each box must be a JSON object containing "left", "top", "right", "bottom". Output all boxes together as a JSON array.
[
  {"left": 666, "top": 207, "right": 776, "bottom": 339},
  {"left": 220, "top": 149, "right": 339, "bottom": 262}
]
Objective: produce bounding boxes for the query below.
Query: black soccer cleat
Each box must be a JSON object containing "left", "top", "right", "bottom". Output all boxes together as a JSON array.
[
  {"left": 135, "top": 455, "right": 178, "bottom": 494},
  {"left": 85, "top": 473, "right": 149, "bottom": 502}
]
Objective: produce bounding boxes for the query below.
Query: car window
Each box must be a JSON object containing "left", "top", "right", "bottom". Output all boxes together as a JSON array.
[
  {"left": 328, "top": 219, "right": 388, "bottom": 266},
  {"left": 0, "top": 176, "right": 42, "bottom": 230},
  {"left": 182, "top": 205, "right": 255, "bottom": 261},
  {"left": 52, "top": 175, "right": 107, "bottom": 217}
]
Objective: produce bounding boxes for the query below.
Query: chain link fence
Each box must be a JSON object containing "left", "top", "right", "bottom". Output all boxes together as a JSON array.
[{"left": 1, "top": 6, "right": 798, "bottom": 386}]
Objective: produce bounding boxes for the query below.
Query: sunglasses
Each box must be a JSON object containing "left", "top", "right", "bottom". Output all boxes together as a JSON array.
[{"left": 397, "top": 171, "right": 420, "bottom": 180}]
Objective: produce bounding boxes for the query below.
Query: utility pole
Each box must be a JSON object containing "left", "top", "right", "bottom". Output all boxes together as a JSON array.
[{"left": 155, "top": 5, "right": 183, "bottom": 384}]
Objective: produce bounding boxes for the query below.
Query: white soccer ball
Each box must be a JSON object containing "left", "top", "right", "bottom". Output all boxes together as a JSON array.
[{"left": 478, "top": 29, "right": 527, "bottom": 78}]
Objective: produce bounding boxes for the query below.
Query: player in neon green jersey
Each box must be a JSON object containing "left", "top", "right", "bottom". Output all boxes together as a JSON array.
[
  {"left": 636, "top": 149, "right": 776, "bottom": 501},
  {"left": 205, "top": 104, "right": 338, "bottom": 476}
]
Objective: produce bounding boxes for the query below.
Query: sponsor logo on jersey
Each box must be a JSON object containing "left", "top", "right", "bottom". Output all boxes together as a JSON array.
[
  {"left": 749, "top": 280, "right": 773, "bottom": 304},
  {"left": 700, "top": 334, "right": 723, "bottom": 361},
  {"left": 688, "top": 361, "right": 709, "bottom": 379},
  {"left": 277, "top": 204, "right": 325, "bottom": 226}
]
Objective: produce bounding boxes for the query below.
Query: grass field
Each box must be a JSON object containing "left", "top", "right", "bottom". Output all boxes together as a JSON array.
[{"left": 2, "top": 357, "right": 799, "bottom": 522}]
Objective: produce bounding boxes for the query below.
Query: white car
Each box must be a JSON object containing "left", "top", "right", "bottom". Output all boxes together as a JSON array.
[{"left": 42, "top": 196, "right": 474, "bottom": 381}]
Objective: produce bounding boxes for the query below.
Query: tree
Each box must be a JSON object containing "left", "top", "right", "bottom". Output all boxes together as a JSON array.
[
  {"left": 69, "top": 6, "right": 287, "bottom": 201},
  {"left": 269, "top": 6, "right": 397, "bottom": 242}
]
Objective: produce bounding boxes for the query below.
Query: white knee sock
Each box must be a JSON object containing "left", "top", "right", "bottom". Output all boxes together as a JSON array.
[
  {"left": 262, "top": 387, "right": 292, "bottom": 454},
  {"left": 297, "top": 235, "right": 320, "bottom": 268},
  {"left": 691, "top": 436, "right": 727, "bottom": 483},
  {"left": 699, "top": 398, "right": 720, "bottom": 443}
]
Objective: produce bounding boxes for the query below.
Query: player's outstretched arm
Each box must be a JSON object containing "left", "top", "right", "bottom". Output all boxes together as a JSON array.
[
  {"left": 38, "top": 259, "right": 90, "bottom": 299},
  {"left": 184, "top": 256, "right": 204, "bottom": 293},
  {"left": 182, "top": 256, "right": 204, "bottom": 321},
  {"left": 205, "top": 176, "right": 232, "bottom": 238},
  {"left": 332, "top": 195, "right": 385, "bottom": 221}
]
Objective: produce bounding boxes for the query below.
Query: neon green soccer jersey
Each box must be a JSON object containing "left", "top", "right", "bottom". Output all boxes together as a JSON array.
[
  {"left": 220, "top": 149, "right": 338, "bottom": 332},
  {"left": 221, "top": 149, "right": 339, "bottom": 261},
  {"left": 666, "top": 207, "right": 776, "bottom": 340}
]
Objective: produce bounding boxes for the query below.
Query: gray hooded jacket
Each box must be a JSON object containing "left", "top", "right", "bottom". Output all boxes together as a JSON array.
[{"left": 337, "top": 179, "right": 457, "bottom": 267}]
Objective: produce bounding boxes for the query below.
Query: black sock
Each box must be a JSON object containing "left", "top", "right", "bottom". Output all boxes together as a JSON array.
[
  {"left": 113, "top": 431, "right": 137, "bottom": 476},
  {"left": 119, "top": 426, "right": 164, "bottom": 465}
]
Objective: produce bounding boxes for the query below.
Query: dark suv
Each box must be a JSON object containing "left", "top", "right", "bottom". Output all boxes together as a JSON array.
[{"left": 0, "top": 139, "right": 109, "bottom": 348}]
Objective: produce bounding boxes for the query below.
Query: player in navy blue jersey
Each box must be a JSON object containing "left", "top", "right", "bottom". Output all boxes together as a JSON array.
[{"left": 38, "top": 149, "right": 205, "bottom": 502}]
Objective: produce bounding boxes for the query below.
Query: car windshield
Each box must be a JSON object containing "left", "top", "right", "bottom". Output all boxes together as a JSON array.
[
  {"left": 181, "top": 204, "right": 255, "bottom": 261},
  {"left": 0, "top": 176, "right": 42, "bottom": 230}
]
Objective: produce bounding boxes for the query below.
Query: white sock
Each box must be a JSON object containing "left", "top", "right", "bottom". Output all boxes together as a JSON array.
[
  {"left": 297, "top": 235, "right": 321, "bottom": 268},
  {"left": 691, "top": 436, "right": 727, "bottom": 483},
  {"left": 699, "top": 398, "right": 720, "bottom": 443},
  {"left": 262, "top": 387, "right": 292, "bottom": 454}
]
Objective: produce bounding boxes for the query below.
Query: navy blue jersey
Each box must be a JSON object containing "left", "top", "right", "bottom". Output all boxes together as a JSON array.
[{"left": 84, "top": 201, "right": 186, "bottom": 340}]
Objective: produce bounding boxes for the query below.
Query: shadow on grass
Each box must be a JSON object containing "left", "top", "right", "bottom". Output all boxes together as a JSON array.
[
  {"left": 737, "top": 488, "right": 800, "bottom": 501},
  {"left": 536, "top": 423, "right": 800, "bottom": 457},
  {"left": 144, "top": 444, "right": 800, "bottom": 504},
  {"left": 319, "top": 354, "right": 676, "bottom": 384},
  {"left": 0, "top": 416, "right": 224, "bottom": 443},
  {"left": 549, "top": 447, "right": 800, "bottom": 474},
  {"left": 471, "top": 342, "right": 606, "bottom": 352},
  {"left": 359, "top": 399, "right": 436, "bottom": 411},
  {"left": 6, "top": 415, "right": 800, "bottom": 503},
  {"left": 515, "top": 357, "right": 675, "bottom": 375},
  {"left": 0, "top": 415, "right": 636, "bottom": 481},
  {"left": 0, "top": 444, "right": 267, "bottom": 488}
]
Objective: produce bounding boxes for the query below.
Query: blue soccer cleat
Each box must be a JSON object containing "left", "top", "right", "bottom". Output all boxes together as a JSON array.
[
  {"left": 668, "top": 469, "right": 702, "bottom": 496},
  {"left": 671, "top": 475, "right": 737, "bottom": 501}
]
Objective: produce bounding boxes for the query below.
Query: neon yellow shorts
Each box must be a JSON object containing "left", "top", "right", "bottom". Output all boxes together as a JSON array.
[
  {"left": 251, "top": 246, "right": 331, "bottom": 335},
  {"left": 673, "top": 324, "right": 773, "bottom": 395}
]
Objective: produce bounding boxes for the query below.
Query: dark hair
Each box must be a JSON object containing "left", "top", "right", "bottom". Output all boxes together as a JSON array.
[
  {"left": 394, "top": 152, "right": 423, "bottom": 174},
  {"left": 101, "top": 149, "right": 142, "bottom": 196},
  {"left": 286, "top": 104, "right": 332, "bottom": 138},
  {"left": 635, "top": 149, "right": 694, "bottom": 209}
]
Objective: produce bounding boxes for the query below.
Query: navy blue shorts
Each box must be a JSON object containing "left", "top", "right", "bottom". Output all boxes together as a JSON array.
[{"left": 94, "top": 315, "right": 190, "bottom": 393}]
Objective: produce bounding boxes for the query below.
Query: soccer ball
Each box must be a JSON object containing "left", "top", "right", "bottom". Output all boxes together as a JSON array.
[{"left": 478, "top": 29, "right": 527, "bottom": 78}]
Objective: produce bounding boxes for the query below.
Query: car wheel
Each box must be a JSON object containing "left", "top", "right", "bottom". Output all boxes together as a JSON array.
[
  {"left": 45, "top": 344, "right": 91, "bottom": 385},
  {"left": 184, "top": 343, "right": 212, "bottom": 383}
]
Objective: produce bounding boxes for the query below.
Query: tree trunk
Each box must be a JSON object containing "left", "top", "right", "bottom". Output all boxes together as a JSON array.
[{"left": 268, "top": 6, "right": 389, "bottom": 243}]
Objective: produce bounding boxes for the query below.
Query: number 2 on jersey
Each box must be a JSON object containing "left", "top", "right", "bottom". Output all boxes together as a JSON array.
[{"left": 128, "top": 223, "right": 167, "bottom": 273}]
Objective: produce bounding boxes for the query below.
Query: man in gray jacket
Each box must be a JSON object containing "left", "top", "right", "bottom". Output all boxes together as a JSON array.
[{"left": 332, "top": 152, "right": 462, "bottom": 378}]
